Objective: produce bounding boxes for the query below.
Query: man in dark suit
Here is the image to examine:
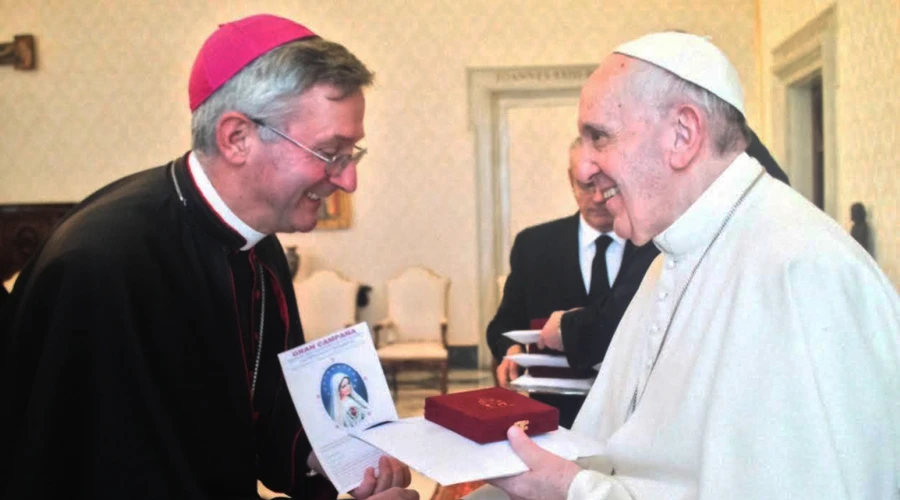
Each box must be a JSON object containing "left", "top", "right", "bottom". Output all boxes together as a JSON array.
[{"left": 487, "top": 137, "right": 658, "bottom": 428}]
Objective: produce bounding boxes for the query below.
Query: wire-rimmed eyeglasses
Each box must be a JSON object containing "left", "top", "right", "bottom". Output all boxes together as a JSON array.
[{"left": 250, "top": 118, "right": 367, "bottom": 178}]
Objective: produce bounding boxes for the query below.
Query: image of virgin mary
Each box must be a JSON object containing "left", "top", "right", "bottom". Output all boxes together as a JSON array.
[{"left": 328, "top": 372, "right": 369, "bottom": 428}]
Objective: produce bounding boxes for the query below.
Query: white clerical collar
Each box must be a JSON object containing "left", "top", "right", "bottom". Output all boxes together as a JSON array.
[
  {"left": 654, "top": 152, "right": 764, "bottom": 257},
  {"left": 579, "top": 215, "right": 624, "bottom": 250},
  {"left": 188, "top": 152, "right": 266, "bottom": 250}
]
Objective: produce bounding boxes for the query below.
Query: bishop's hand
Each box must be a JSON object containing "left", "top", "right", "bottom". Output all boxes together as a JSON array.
[
  {"left": 349, "top": 455, "right": 413, "bottom": 499},
  {"left": 487, "top": 425, "right": 581, "bottom": 500}
]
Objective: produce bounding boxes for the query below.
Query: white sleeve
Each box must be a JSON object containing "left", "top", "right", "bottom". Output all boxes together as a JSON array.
[
  {"left": 696, "top": 254, "right": 900, "bottom": 499},
  {"left": 567, "top": 470, "right": 635, "bottom": 500}
]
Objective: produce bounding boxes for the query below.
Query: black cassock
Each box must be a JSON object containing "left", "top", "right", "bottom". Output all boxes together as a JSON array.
[{"left": 0, "top": 153, "right": 336, "bottom": 499}]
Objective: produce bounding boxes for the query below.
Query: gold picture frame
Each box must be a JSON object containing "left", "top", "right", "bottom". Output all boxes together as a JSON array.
[{"left": 316, "top": 191, "right": 352, "bottom": 230}]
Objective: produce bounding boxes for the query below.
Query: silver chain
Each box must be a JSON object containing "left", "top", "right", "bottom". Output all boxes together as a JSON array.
[
  {"left": 626, "top": 170, "right": 765, "bottom": 419},
  {"left": 169, "top": 162, "right": 186, "bottom": 206},
  {"left": 251, "top": 262, "right": 265, "bottom": 401}
]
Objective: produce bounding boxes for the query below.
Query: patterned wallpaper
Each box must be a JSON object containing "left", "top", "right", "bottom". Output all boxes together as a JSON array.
[
  {"left": 758, "top": 0, "right": 900, "bottom": 287},
  {"left": 1, "top": 0, "right": 761, "bottom": 346}
]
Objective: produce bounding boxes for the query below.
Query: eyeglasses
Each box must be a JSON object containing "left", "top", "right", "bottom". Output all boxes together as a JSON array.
[{"left": 250, "top": 118, "right": 367, "bottom": 178}]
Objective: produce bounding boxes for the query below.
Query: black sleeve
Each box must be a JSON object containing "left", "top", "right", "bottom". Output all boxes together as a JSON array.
[
  {"left": 560, "top": 244, "right": 658, "bottom": 371},
  {"left": 1, "top": 249, "right": 203, "bottom": 499},
  {"left": 559, "top": 294, "right": 626, "bottom": 371},
  {"left": 253, "top": 253, "right": 338, "bottom": 500},
  {"left": 259, "top": 387, "right": 336, "bottom": 500},
  {"left": 486, "top": 235, "right": 530, "bottom": 361}
]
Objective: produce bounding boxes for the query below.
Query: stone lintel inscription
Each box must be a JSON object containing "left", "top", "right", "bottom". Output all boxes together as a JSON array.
[{"left": 494, "top": 67, "right": 594, "bottom": 85}]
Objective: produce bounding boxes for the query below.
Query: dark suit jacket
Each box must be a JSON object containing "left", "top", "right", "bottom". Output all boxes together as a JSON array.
[
  {"left": 486, "top": 213, "right": 656, "bottom": 426},
  {"left": 487, "top": 213, "right": 587, "bottom": 362}
]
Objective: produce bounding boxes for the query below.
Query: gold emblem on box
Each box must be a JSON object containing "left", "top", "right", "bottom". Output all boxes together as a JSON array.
[
  {"left": 477, "top": 397, "right": 511, "bottom": 409},
  {"left": 513, "top": 420, "right": 530, "bottom": 431}
]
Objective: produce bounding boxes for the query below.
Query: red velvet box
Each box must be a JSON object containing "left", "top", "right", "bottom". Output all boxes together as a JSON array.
[{"left": 424, "top": 387, "right": 559, "bottom": 444}]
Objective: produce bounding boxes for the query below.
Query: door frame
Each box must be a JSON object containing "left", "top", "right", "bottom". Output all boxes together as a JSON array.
[{"left": 467, "top": 64, "right": 595, "bottom": 367}]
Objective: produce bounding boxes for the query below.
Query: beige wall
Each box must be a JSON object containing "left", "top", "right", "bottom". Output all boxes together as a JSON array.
[
  {"left": 2, "top": 1, "right": 761, "bottom": 346},
  {"left": 758, "top": 0, "right": 900, "bottom": 285}
]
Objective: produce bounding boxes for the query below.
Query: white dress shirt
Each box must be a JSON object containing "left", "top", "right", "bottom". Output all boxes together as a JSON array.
[
  {"left": 189, "top": 152, "right": 266, "bottom": 250},
  {"left": 578, "top": 216, "right": 626, "bottom": 294}
]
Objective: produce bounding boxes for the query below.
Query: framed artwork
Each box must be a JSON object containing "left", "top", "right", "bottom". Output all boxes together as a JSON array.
[
  {"left": 316, "top": 191, "right": 352, "bottom": 230},
  {"left": 0, "top": 203, "right": 75, "bottom": 282}
]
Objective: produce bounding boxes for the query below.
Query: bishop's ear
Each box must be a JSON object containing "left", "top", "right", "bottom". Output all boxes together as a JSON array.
[
  {"left": 669, "top": 104, "right": 704, "bottom": 170},
  {"left": 215, "top": 112, "right": 254, "bottom": 165}
]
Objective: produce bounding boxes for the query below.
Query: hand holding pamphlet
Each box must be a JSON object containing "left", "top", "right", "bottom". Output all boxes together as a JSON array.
[
  {"left": 278, "top": 323, "right": 397, "bottom": 493},
  {"left": 279, "top": 323, "right": 603, "bottom": 491}
]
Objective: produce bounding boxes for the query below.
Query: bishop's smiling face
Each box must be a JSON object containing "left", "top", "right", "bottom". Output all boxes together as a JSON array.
[
  {"left": 252, "top": 84, "right": 366, "bottom": 234},
  {"left": 576, "top": 55, "right": 673, "bottom": 246}
]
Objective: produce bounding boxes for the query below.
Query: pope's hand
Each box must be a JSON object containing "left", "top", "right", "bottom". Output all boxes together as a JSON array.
[
  {"left": 487, "top": 425, "right": 581, "bottom": 500},
  {"left": 350, "top": 455, "right": 413, "bottom": 499},
  {"left": 496, "top": 345, "right": 523, "bottom": 387}
]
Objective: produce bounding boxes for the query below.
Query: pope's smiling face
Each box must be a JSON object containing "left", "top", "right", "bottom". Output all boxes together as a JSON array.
[{"left": 577, "top": 55, "right": 675, "bottom": 246}]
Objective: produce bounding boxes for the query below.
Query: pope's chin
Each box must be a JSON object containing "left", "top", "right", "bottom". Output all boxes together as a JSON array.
[{"left": 610, "top": 208, "right": 645, "bottom": 245}]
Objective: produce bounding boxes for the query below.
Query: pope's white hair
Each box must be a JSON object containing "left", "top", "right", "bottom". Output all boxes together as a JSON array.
[{"left": 627, "top": 59, "right": 749, "bottom": 156}]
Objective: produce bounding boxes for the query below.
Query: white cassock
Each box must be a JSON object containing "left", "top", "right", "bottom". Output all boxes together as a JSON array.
[{"left": 568, "top": 153, "right": 900, "bottom": 499}]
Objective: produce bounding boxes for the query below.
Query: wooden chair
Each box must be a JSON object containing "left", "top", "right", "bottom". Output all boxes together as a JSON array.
[{"left": 374, "top": 267, "right": 450, "bottom": 396}]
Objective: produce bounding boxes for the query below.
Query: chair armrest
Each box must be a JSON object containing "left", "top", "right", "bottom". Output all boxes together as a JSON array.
[{"left": 374, "top": 318, "right": 395, "bottom": 347}]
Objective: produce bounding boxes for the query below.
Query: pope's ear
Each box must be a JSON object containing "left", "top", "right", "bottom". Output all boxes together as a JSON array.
[
  {"left": 669, "top": 104, "right": 704, "bottom": 170},
  {"left": 215, "top": 112, "right": 255, "bottom": 165}
]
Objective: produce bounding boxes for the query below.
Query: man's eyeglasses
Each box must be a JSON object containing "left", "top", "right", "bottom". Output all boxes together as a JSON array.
[{"left": 250, "top": 118, "right": 367, "bottom": 178}]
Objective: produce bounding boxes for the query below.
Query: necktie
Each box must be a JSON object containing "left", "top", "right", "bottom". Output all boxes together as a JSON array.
[{"left": 589, "top": 234, "right": 614, "bottom": 299}]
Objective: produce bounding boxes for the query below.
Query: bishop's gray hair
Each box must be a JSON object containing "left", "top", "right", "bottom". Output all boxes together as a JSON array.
[
  {"left": 628, "top": 59, "right": 750, "bottom": 156},
  {"left": 191, "top": 37, "right": 374, "bottom": 156}
]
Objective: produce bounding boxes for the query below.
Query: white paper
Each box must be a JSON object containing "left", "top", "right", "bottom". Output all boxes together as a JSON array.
[
  {"left": 278, "top": 323, "right": 398, "bottom": 494},
  {"left": 356, "top": 417, "right": 603, "bottom": 486},
  {"left": 501, "top": 330, "right": 541, "bottom": 344},
  {"left": 505, "top": 353, "right": 570, "bottom": 368},
  {"left": 509, "top": 374, "right": 595, "bottom": 394}
]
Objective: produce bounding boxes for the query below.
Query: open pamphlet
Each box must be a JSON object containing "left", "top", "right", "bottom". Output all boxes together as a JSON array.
[
  {"left": 278, "top": 323, "right": 397, "bottom": 493},
  {"left": 279, "top": 323, "right": 604, "bottom": 491}
]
